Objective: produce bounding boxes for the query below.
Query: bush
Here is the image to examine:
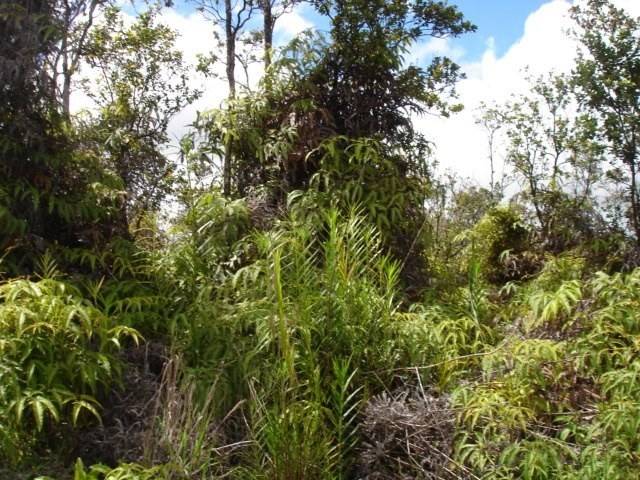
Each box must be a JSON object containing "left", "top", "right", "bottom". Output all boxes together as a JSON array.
[
  {"left": 452, "top": 266, "right": 640, "bottom": 479},
  {"left": 470, "top": 206, "right": 530, "bottom": 283},
  {"left": 0, "top": 273, "right": 139, "bottom": 464}
]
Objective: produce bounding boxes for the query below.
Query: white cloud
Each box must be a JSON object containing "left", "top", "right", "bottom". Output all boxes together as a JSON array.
[
  {"left": 408, "top": 37, "right": 466, "bottom": 64},
  {"left": 274, "top": 5, "right": 314, "bottom": 42},
  {"left": 418, "top": 0, "right": 640, "bottom": 185},
  {"left": 156, "top": 9, "right": 228, "bottom": 145},
  {"left": 416, "top": 0, "right": 577, "bottom": 184}
]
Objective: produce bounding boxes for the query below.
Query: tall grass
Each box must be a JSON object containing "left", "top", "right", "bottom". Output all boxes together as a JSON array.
[{"left": 155, "top": 208, "right": 407, "bottom": 478}]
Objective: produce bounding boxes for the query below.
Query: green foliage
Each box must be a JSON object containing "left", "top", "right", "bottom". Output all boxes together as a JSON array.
[
  {"left": 468, "top": 206, "right": 530, "bottom": 283},
  {"left": 571, "top": 0, "right": 640, "bottom": 242},
  {"left": 154, "top": 207, "right": 409, "bottom": 477},
  {"left": 83, "top": 5, "right": 200, "bottom": 221},
  {"left": 0, "top": 267, "right": 140, "bottom": 465},
  {"left": 0, "top": 122, "right": 126, "bottom": 276},
  {"left": 452, "top": 265, "right": 640, "bottom": 479},
  {"left": 305, "top": 136, "right": 428, "bottom": 235},
  {"left": 69, "top": 459, "right": 162, "bottom": 480},
  {"left": 5, "top": 1, "right": 640, "bottom": 478},
  {"left": 187, "top": 1, "right": 475, "bottom": 296},
  {"left": 397, "top": 258, "right": 499, "bottom": 389}
]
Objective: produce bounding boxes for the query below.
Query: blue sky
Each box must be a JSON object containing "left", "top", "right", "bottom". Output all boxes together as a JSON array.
[
  {"left": 108, "top": 0, "right": 639, "bottom": 183},
  {"left": 451, "top": 0, "right": 549, "bottom": 59},
  {"left": 165, "top": 0, "right": 551, "bottom": 63}
]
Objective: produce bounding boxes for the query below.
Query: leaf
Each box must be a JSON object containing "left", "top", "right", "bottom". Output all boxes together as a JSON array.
[{"left": 71, "top": 398, "right": 102, "bottom": 426}]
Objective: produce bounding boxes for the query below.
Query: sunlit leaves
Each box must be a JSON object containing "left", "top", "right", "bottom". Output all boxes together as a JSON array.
[{"left": 0, "top": 273, "right": 139, "bottom": 464}]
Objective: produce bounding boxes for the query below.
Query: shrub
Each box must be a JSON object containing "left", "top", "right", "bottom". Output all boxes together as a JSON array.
[
  {"left": 0, "top": 273, "right": 139, "bottom": 464},
  {"left": 452, "top": 266, "right": 640, "bottom": 479},
  {"left": 470, "top": 206, "right": 530, "bottom": 283}
]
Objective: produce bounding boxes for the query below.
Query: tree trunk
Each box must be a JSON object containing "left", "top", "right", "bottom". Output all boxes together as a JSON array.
[
  {"left": 225, "top": 0, "right": 236, "bottom": 99},
  {"left": 628, "top": 154, "right": 640, "bottom": 245},
  {"left": 61, "top": 16, "right": 71, "bottom": 117},
  {"left": 223, "top": 0, "right": 235, "bottom": 197},
  {"left": 262, "top": 0, "right": 273, "bottom": 69},
  {"left": 62, "top": 68, "right": 72, "bottom": 116}
]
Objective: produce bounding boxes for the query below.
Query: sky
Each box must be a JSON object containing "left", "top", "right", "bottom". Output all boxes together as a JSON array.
[
  {"left": 432, "top": 0, "right": 550, "bottom": 59},
  {"left": 87, "top": 0, "right": 640, "bottom": 186}
]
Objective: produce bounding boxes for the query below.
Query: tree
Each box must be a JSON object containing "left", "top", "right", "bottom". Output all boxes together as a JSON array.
[
  {"left": 0, "top": 0, "right": 57, "bottom": 140},
  {"left": 486, "top": 75, "right": 603, "bottom": 249},
  {"left": 195, "top": 0, "right": 257, "bottom": 99},
  {"left": 48, "top": 0, "right": 110, "bottom": 116},
  {"left": 310, "top": 0, "right": 474, "bottom": 139},
  {"left": 194, "top": 0, "right": 257, "bottom": 195},
  {"left": 571, "top": 0, "right": 640, "bottom": 243},
  {"left": 258, "top": 0, "right": 301, "bottom": 69},
  {"left": 83, "top": 6, "right": 200, "bottom": 227},
  {"left": 0, "top": 1, "right": 122, "bottom": 273},
  {"left": 476, "top": 103, "right": 507, "bottom": 200},
  {"left": 191, "top": 0, "right": 475, "bottom": 296}
]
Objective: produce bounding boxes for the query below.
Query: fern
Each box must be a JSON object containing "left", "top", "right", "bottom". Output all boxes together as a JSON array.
[
  {"left": 0, "top": 275, "right": 140, "bottom": 464},
  {"left": 528, "top": 279, "right": 582, "bottom": 331}
]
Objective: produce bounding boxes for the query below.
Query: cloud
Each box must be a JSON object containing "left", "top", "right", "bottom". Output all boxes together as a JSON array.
[
  {"left": 155, "top": 9, "right": 228, "bottom": 145},
  {"left": 408, "top": 37, "right": 466, "bottom": 65},
  {"left": 274, "top": 5, "right": 314, "bottom": 42},
  {"left": 71, "top": 0, "right": 640, "bottom": 180},
  {"left": 415, "top": 0, "right": 577, "bottom": 184},
  {"left": 417, "top": 0, "right": 640, "bottom": 185}
]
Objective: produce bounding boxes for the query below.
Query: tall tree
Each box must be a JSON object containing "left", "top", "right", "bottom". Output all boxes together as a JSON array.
[
  {"left": 0, "top": 0, "right": 56, "bottom": 137},
  {"left": 258, "top": 0, "right": 301, "bottom": 69},
  {"left": 83, "top": 7, "right": 200, "bottom": 226},
  {"left": 194, "top": 0, "right": 257, "bottom": 195},
  {"left": 0, "top": 1, "right": 124, "bottom": 274},
  {"left": 571, "top": 0, "right": 640, "bottom": 243},
  {"left": 486, "top": 75, "right": 603, "bottom": 249},
  {"left": 476, "top": 103, "right": 507, "bottom": 201},
  {"left": 50, "top": 0, "right": 109, "bottom": 116},
  {"left": 310, "top": 0, "right": 474, "bottom": 140},
  {"left": 191, "top": 0, "right": 475, "bottom": 295}
]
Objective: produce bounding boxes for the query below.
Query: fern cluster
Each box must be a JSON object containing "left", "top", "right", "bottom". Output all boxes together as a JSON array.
[
  {"left": 452, "top": 258, "right": 640, "bottom": 479},
  {"left": 0, "top": 271, "right": 140, "bottom": 465}
]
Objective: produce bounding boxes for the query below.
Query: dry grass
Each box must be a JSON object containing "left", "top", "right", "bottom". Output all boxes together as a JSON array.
[
  {"left": 74, "top": 342, "right": 168, "bottom": 466},
  {"left": 357, "top": 388, "right": 456, "bottom": 480}
]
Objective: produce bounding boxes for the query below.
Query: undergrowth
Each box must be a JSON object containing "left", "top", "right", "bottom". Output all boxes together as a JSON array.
[{"left": 3, "top": 205, "right": 640, "bottom": 479}]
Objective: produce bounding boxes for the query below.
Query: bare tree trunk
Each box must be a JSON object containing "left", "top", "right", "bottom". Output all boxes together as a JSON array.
[
  {"left": 61, "top": 1, "right": 71, "bottom": 117},
  {"left": 223, "top": 0, "right": 235, "bottom": 197},
  {"left": 60, "top": 0, "right": 101, "bottom": 117},
  {"left": 62, "top": 51, "right": 71, "bottom": 116},
  {"left": 262, "top": 0, "right": 273, "bottom": 69},
  {"left": 62, "top": 64, "right": 73, "bottom": 116},
  {"left": 487, "top": 129, "right": 496, "bottom": 200},
  {"left": 225, "top": 0, "right": 236, "bottom": 99},
  {"left": 629, "top": 155, "right": 640, "bottom": 245}
]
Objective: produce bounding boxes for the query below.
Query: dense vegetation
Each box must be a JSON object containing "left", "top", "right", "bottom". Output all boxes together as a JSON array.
[{"left": 1, "top": 0, "right": 640, "bottom": 478}]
